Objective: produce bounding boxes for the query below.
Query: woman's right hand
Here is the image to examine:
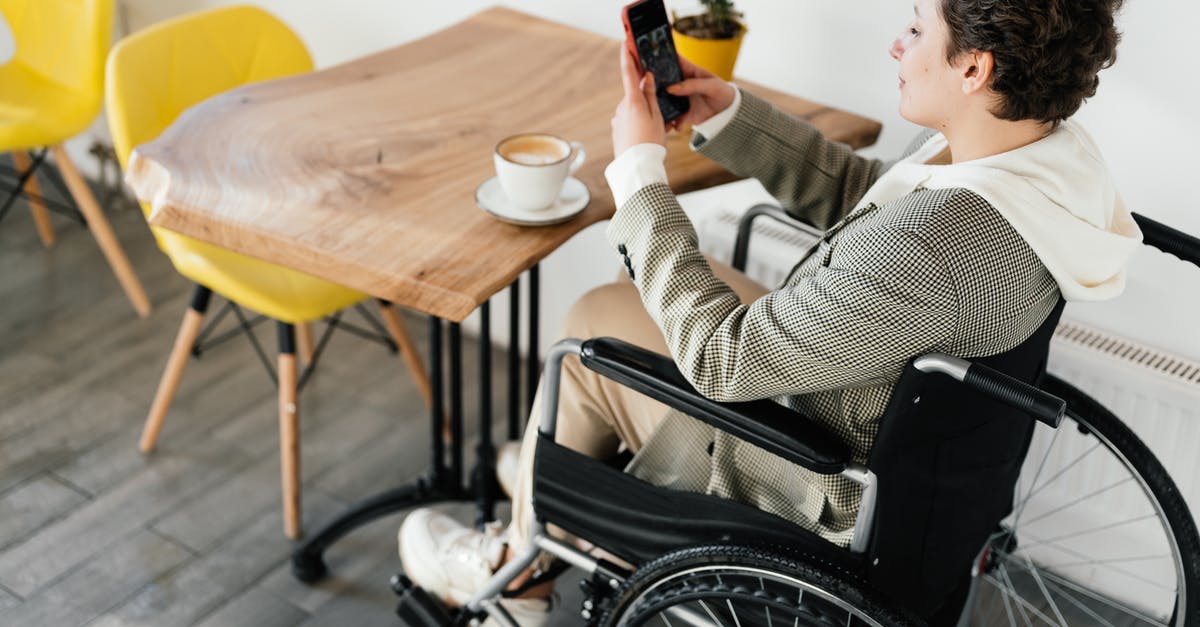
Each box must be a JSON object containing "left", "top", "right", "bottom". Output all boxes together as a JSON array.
[{"left": 666, "top": 55, "right": 737, "bottom": 129}]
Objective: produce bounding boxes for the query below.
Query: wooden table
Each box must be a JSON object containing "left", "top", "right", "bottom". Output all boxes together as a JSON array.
[
  {"left": 125, "top": 5, "right": 881, "bottom": 583},
  {"left": 128, "top": 6, "right": 879, "bottom": 324}
]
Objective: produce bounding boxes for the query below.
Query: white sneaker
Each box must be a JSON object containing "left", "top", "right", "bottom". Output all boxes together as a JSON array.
[
  {"left": 495, "top": 440, "right": 522, "bottom": 499},
  {"left": 398, "top": 508, "right": 507, "bottom": 607}
]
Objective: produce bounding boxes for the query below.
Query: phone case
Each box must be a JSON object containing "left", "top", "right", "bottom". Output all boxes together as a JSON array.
[
  {"left": 621, "top": 0, "right": 690, "bottom": 123},
  {"left": 621, "top": 0, "right": 647, "bottom": 75}
]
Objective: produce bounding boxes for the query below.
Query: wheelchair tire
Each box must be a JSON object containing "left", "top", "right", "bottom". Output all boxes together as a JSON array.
[
  {"left": 962, "top": 374, "right": 1200, "bottom": 626},
  {"left": 599, "top": 544, "right": 921, "bottom": 627}
]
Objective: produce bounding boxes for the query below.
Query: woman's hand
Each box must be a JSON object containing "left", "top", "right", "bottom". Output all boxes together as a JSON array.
[
  {"left": 665, "top": 55, "right": 737, "bottom": 129},
  {"left": 611, "top": 46, "right": 667, "bottom": 158}
]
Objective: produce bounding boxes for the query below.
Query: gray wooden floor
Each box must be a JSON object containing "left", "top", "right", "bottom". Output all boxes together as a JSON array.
[{"left": 0, "top": 172, "right": 592, "bottom": 626}]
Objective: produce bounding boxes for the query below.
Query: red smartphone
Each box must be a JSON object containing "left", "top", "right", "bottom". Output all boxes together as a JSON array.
[{"left": 621, "top": 0, "right": 690, "bottom": 123}]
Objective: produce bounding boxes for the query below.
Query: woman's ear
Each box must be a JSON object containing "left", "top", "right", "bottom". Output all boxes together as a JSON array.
[{"left": 960, "top": 49, "right": 994, "bottom": 95}]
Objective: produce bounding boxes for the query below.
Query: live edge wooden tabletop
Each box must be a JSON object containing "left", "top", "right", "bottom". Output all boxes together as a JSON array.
[{"left": 128, "top": 6, "right": 881, "bottom": 323}]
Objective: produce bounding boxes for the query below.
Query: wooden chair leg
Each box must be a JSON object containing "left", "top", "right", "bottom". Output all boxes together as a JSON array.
[
  {"left": 11, "top": 151, "right": 55, "bottom": 247},
  {"left": 377, "top": 300, "right": 433, "bottom": 408},
  {"left": 141, "top": 286, "right": 212, "bottom": 453},
  {"left": 277, "top": 322, "right": 301, "bottom": 539},
  {"left": 295, "top": 321, "right": 315, "bottom": 365},
  {"left": 50, "top": 144, "right": 151, "bottom": 318}
]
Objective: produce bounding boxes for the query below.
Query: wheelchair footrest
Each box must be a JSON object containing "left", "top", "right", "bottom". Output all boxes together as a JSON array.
[{"left": 392, "top": 573, "right": 452, "bottom": 626}]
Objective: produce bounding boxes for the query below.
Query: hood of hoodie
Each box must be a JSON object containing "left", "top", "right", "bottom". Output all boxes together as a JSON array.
[{"left": 856, "top": 122, "right": 1142, "bottom": 301}]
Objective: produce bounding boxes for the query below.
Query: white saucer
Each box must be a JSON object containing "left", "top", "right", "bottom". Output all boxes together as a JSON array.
[{"left": 475, "top": 176, "right": 589, "bottom": 226}]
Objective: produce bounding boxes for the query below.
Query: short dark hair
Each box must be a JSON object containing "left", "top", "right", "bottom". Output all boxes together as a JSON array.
[{"left": 939, "top": 0, "right": 1124, "bottom": 125}]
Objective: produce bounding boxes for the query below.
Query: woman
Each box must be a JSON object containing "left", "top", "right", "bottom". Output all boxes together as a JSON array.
[{"left": 399, "top": 0, "right": 1139, "bottom": 623}]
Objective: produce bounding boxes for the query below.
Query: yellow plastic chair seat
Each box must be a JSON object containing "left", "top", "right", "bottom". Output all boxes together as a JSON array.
[
  {"left": 0, "top": 62, "right": 97, "bottom": 150},
  {"left": 156, "top": 228, "right": 366, "bottom": 324}
]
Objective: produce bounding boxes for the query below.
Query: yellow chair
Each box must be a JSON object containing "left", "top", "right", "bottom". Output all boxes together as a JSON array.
[
  {"left": 106, "top": 5, "right": 433, "bottom": 539},
  {"left": 0, "top": 0, "right": 150, "bottom": 317}
]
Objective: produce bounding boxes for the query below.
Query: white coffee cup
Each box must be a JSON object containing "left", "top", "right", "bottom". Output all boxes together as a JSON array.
[{"left": 493, "top": 133, "right": 586, "bottom": 212}]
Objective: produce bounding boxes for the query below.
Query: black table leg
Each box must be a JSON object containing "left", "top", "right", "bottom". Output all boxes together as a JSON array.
[
  {"left": 526, "top": 263, "right": 539, "bottom": 417},
  {"left": 474, "top": 301, "right": 496, "bottom": 526},
  {"left": 449, "top": 321, "right": 464, "bottom": 489},
  {"left": 508, "top": 278, "right": 521, "bottom": 440}
]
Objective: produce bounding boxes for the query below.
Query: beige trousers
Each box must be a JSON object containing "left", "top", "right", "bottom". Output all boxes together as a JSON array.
[{"left": 507, "top": 257, "right": 769, "bottom": 555}]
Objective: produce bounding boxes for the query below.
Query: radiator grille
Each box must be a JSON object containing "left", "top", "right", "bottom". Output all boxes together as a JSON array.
[{"left": 1054, "top": 320, "right": 1200, "bottom": 385}]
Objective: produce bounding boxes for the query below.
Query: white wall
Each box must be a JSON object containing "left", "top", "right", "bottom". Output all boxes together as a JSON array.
[
  {"left": 0, "top": 11, "right": 11, "bottom": 63},
  {"left": 5, "top": 1, "right": 1198, "bottom": 360}
]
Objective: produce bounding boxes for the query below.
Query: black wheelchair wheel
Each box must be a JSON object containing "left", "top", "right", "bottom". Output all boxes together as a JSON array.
[
  {"left": 962, "top": 374, "right": 1200, "bottom": 626},
  {"left": 599, "top": 545, "right": 920, "bottom": 627}
]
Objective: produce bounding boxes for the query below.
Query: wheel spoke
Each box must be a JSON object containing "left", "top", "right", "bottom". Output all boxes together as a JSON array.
[
  {"left": 1023, "top": 553, "right": 1069, "bottom": 626},
  {"left": 983, "top": 572, "right": 1020, "bottom": 626},
  {"left": 1018, "top": 441, "right": 1103, "bottom": 511},
  {"left": 725, "top": 599, "right": 743, "bottom": 627},
  {"left": 1018, "top": 477, "right": 1134, "bottom": 527},
  {"left": 1017, "top": 513, "right": 1160, "bottom": 550},
  {"left": 1001, "top": 554, "right": 1171, "bottom": 625},
  {"left": 1044, "top": 554, "right": 1173, "bottom": 570},
  {"left": 1011, "top": 426, "right": 1065, "bottom": 533},
  {"left": 1037, "top": 575, "right": 1118, "bottom": 627},
  {"left": 698, "top": 600, "right": 726, "bottom": 627},
  {"left": 1008, "top": 531, "right": 1175, "bottom": 592},
  {"left": 999, "top": 564, "right": 1057, "bottom": 625}
]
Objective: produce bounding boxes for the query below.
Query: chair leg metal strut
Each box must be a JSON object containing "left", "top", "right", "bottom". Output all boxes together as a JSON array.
[{"left": 291, "top": 264, "right": 541, "bottom": 583}]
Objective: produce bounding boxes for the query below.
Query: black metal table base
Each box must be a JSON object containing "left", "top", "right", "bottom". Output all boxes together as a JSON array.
[
  {"left": 292, "top": 266, "right": 540, "bottom": 582},
  {"left": 291, "top": 473, "right": 466, "bottom": 582}
]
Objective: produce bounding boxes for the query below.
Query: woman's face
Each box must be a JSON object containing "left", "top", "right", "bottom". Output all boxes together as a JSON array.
[{"left": 889, "top": 0, "right": 967, "bottom": 128}]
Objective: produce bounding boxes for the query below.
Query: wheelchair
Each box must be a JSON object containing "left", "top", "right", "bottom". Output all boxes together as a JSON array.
[{"left": 395, "top": 205, "right": 1200, "bottom": 626}]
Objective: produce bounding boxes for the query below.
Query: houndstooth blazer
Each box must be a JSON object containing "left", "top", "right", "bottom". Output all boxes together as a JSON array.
[{"left": 607, "top": 90, "right": 1061, "bottom": 546}]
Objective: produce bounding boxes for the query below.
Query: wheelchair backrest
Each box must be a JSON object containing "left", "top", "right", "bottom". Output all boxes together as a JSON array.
[{"left": 865, "top": 298, "right": 1066, "bottom": 616}]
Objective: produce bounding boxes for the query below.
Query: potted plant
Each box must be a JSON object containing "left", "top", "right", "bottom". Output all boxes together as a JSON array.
[{"left": 671, "top": 0, "right": 745, "bottom": 81}]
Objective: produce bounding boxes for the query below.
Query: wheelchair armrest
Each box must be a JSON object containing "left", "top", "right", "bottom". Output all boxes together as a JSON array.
[{"left": 579, "top": 337, "right": 851, "bottom": 475}]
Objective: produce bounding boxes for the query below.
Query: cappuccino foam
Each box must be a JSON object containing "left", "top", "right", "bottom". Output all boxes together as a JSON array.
[
  {"left": 498, "top": 135, "right": 568, "bottom": 165},
  {"left": 506, "top": 151, "right": 560, "bottom": 165}
]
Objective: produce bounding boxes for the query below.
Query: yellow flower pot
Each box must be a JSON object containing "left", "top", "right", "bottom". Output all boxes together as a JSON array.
[{"left": 671, "top": 22, "right": 745, "bottom": 81}]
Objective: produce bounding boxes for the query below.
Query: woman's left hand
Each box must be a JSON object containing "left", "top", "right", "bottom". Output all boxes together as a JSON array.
[{"left": 612, "top": 45, "right": 667, "bottom": 158}]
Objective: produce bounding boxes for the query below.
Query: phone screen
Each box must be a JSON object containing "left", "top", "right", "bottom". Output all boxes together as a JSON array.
[{"left": 627, "top": 0, "right": 689, "bottom": 122}]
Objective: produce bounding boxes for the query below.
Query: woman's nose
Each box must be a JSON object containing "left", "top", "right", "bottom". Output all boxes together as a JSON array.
[{"left": 889, "top": 37, "right": 903, "bottom": 61}]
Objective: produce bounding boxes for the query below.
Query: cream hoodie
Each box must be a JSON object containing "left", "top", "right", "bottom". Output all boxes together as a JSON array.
[{"left": 859, "top": 122, "right": 1143, "bottom": 301}]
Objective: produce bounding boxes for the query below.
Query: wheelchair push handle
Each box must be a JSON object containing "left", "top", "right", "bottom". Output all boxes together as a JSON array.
[
  {"left": 913, "top": 354, "right": 1066, "bottom": 428},
  {"left": 1132, "top": 212, "right": 1200, "bottom": 271}
]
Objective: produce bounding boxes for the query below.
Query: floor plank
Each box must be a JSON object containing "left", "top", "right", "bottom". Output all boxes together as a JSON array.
[
  {"left": 0, "top": 529, "right": 191, "bottom": 626},
  {"left": 0, "top": 472, "right": 89, "bottom": 552},
  {"left": 88, "top": 492, "right": 345, "bottom": 627},
  {"left": 193, "top": 588, "right": 310, "bottom": 627},
  {"left": 0, "top": 435, "right": 254, "bottom": 596}
]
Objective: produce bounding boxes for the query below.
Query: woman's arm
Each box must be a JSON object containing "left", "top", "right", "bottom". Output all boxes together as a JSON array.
[
  {"left": 693, "top": 91, "right": 885, "bottom": 230},
  {"left": 606, "top": 183, "right": 960, "bottom": 401}
]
